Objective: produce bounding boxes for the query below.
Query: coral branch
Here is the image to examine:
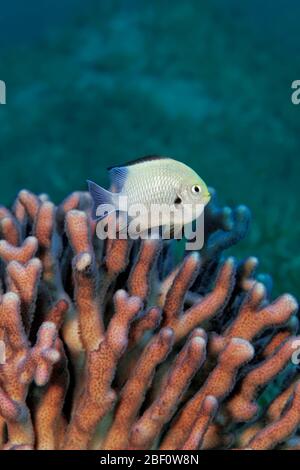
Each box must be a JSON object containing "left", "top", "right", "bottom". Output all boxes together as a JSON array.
[
  {"left": 62, "top": 291, "right": 142, "bottom": 450},
  {"left": 161, "top": 338, "right": 254, "bottom": 449},
  {"left": 225, "top": 284, "right": 297, "bottom": 341},
  {"left": 103, "top": 327, "right": 174, "bottom": 450},
  {"left": 182, "top": 396, "right": 218, "bottom": 450},
  {"left": 0, "top": 236, "right": 38, "bottom": 264},
  {"left": 163, "top": 257, "right": 236, "bottom": 342},
  {"left": 130, "top": 330, "right": 207, "bottom": 450},
  {"left": 226, "top": 336, "right": 300, "bottom": 422},
  {"left": 246, "top": 382, "right": 300, "bottom": 450}
]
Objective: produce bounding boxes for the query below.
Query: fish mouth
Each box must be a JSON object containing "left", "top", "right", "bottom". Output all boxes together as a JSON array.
[{"left": 203, "top": 192, "right": 211, "bottom": 203}]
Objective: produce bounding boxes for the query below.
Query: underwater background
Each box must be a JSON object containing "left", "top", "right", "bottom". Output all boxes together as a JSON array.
[{"left": 0, "top": 0, "right": 299, "bottom": 298}]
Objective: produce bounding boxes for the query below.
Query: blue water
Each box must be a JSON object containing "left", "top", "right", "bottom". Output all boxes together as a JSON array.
[{"left": 0, "top": 0, "right": 89, "bottom": 46}]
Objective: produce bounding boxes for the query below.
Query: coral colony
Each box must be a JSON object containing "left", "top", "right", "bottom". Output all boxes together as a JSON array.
[{"left": 0, "top": 188, "right": 299, "bottom": 451}]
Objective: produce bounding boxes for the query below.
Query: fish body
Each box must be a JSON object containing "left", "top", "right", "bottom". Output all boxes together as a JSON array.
[{"left": 87, "top": 156, "right": 211, "bottom": 234}]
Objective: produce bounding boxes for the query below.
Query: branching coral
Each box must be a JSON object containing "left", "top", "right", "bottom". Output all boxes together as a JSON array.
[{"left": 0, "top": 188, "right": 298, "bottom": 450}]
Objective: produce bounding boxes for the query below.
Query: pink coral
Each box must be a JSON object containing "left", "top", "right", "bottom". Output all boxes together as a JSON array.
[{"left": 0, "top": 188, "right": 298, "bottom": 450}]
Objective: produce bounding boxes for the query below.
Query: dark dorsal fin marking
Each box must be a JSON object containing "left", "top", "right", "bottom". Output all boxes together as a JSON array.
[{"left": 107, "top": 155, "right": 171, "bottom": 171}]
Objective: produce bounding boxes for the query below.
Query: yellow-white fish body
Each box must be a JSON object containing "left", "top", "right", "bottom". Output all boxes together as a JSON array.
[{"left": 87, "top": 156, "right": 211, "bottom": 232}]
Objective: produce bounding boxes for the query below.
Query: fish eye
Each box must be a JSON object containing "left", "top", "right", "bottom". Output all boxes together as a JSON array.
[{"left": 191, "top": 185, "right": 201, "bottom": 194}]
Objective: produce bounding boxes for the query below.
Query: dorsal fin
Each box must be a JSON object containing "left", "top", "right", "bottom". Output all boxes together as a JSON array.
[{"left": 107, "top": 155, "right": 171, "bottom": 171}]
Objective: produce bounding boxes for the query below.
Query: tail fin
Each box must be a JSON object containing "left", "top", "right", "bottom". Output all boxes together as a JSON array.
[{"left": 87, "top": 180, "right": 116, "bottom": 220}]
